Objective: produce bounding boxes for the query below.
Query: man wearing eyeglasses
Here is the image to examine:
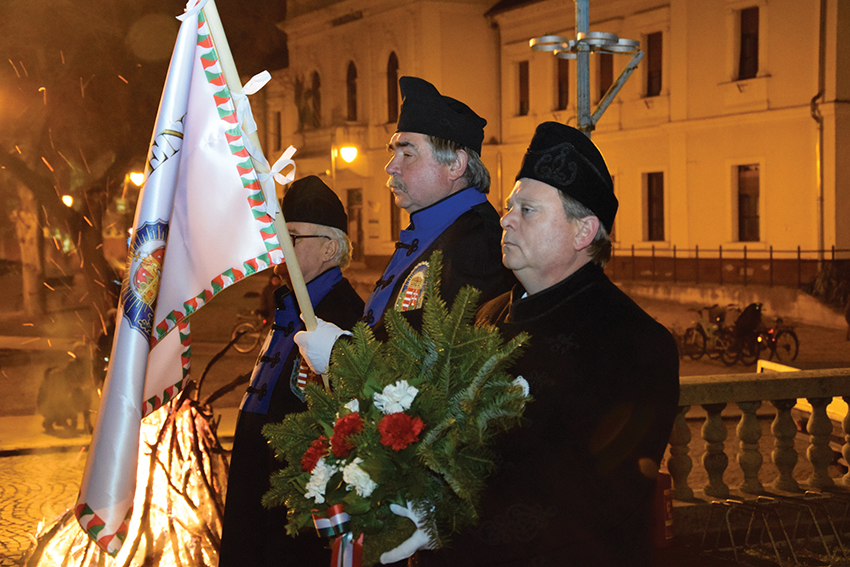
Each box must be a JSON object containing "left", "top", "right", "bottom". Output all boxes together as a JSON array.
[{"left": 219, "top": 175, "right": 365, "bottom": 567}]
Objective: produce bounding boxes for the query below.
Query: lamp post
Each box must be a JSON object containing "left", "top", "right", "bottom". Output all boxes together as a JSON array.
[{"left": 530, "top": 0, "right": 642, "bottom": 138}]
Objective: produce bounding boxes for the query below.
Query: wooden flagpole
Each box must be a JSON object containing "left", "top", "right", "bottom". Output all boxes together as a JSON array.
[{"left": 199, "top": 0, "right": 318, "bottom": 335}]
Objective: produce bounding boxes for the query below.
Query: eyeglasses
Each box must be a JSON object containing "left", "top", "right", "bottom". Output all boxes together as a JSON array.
[{"left": 290, "top": 234, "right": 330, "bottom": 246}]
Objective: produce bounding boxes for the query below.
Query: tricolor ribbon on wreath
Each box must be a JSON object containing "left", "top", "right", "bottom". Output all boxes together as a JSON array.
[{"left": 312, "top": 504, "right": 364, "bottom": 567}]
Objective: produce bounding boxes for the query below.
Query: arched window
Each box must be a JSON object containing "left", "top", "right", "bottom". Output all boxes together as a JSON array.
[
  {"left": 311, "top": 71, "right": 321, "bottom": 128},
  {"left": 387, "top": 52, "right": 399, "bottom": 123},
  {"left": 346, "top": 62, "right": 358, "bottom": 122}
]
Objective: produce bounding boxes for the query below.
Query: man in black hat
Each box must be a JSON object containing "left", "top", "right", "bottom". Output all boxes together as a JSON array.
[
  {"left": 417, "top": 122, "right": 680, "bottom": 566},
  {"left": 294, "top": 76, "right": 514, "bottom": 374},
  {"left": 219, "top": 176, "right": 365, "bottom": 567}
]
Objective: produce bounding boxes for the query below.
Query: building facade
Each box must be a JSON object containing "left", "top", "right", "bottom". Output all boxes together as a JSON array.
[{"left": 255, "top": 0, "right": 850, "bottom": 277}]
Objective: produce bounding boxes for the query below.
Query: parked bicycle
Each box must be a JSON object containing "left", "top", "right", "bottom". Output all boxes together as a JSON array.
[
  {"left": 757, "top": 316, "right": 799, "bottom": 363},
  {"left": 720, "top": 303, "right": 764, "bottom": 366},
  {"left": 682, "top": 304, "right": 734, "bottom": 361},
  {"left": 230, "top": 309, "right": 268, "bottom": 354}
]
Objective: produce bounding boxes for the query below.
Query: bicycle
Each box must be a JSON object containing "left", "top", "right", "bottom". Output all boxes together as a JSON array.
[
  {"left": 720, "top": 303, "right": 765, "bottom": 366},
  {"left": 230, "top": 309, "right": 268, "bottom": 354},
  {"left": 759, "top": 316, "right": 799, "bottom": 362},
  {"left": 682, "top": 304, "right": 733, "bottom": 361}
]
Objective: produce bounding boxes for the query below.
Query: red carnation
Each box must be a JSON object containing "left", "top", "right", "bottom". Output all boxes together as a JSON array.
[
  {"left": 301, "top": 436, "right": 329, "bottom": 472},
  {"left": 378, "top": 412, "right": 425, "bottom": 451},
  {"left": 330, "top": 413, "right": 364, "bottom": 458}
]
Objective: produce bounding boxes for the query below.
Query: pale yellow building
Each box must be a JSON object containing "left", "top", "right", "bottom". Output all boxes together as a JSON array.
[{"left": 255, "top": 0, "right": 850, "bottom": 277}]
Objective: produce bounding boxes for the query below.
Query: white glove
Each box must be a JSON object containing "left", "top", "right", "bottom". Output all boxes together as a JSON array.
[
  {"left": 380, "top": 502, "right": 436, "bottom": 565},
  {"left": 293, "top": 317, "right": 349, "bottom": 375}
]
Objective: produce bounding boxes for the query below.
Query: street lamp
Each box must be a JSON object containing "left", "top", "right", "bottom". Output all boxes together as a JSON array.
[
  {"left": 530, "top": 0, "right": 642, "bottom": 137},
  {"left": 339, "top": 146, "right": 358, "bottom": 164},
  {"left": 330, "top": 145, "right": 358, "bottom": 189},
  {"left": 129, "top": 172, "right": 145, "bottom": 186}
]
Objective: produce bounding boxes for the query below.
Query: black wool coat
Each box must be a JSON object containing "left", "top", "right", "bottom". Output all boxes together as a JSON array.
[
  {"left": 419, "top": 262, "right": 680, "bottom": 567},
  {"left": 219, "top": 273, "right": 364, "bottom": 567}
]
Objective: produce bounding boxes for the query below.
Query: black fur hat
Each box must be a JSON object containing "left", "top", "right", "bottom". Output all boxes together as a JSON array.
[
  {"left": 282, "top": 176, "right": 347, "bottom": 233},
  {"left": 396, "top": 76, "right": 487, "bottom": 155},
  {"left": 516, "top": 122, "right": 618, "bottom": 232}
]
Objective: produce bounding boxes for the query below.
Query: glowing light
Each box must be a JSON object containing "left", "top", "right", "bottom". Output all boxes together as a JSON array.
[
  {"left": 61, "top": 194, "right": 73, "bottom": 207},
  {"left": 339, "top": 146, "right": 358, "bottom": 163},
  {"left": 129, "top": 172, "right": 145, "bottom": 186}
]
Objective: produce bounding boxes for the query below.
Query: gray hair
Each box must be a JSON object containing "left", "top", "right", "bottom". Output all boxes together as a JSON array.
[
  {"left": 558, "top": 191, "right": 612, "bottom": 267},
  {"left": 427, "top": 136, "right": 491, "bottom": 193},
  {"left": 314, "top": 225, "right": 353, "bottom": 269}
]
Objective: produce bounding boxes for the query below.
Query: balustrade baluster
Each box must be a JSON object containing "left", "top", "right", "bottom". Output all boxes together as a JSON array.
[
  {"left": 770, "top": 399, "right": 800, "bottom": 492},
  {"left": 806, "top": 397, "right": 836, "bottom": 488},
  {"left": 843, "top": 396, "right": 850, "bottom": 486},
  {"left": 668, "top": 405, "right": 693, "bottom": 500},
  {"left": 701, "top": 403, "right": 729, "bottom": 498},
  {"left": 736, "top": 401, "right": 764, "bottom": 494}
]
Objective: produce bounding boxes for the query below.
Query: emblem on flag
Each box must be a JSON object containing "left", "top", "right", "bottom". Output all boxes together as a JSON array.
[{"left": 122, "top": 220, "right": 169, "bottom": 337}]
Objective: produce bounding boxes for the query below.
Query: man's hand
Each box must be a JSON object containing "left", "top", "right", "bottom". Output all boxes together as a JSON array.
[
  {"left": 293, "top": 317, "right": 349, "bottom": 375},
  {"left": 380, "top": 502, "right": 436, "bottom": 564}
]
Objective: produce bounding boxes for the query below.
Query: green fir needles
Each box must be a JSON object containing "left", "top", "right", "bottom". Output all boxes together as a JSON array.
[{"left": 262, "top": 251, "right": 530, "bottom": 566}]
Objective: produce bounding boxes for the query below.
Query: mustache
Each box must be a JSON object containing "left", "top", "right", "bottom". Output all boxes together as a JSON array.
[{"left": 387, "top": 176, "right": 406, "bottom": 192}]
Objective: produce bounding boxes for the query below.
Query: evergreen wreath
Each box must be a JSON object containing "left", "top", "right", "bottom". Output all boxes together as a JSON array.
[{"left": 262, "top": 251, "right": 531, "bottom": 566}]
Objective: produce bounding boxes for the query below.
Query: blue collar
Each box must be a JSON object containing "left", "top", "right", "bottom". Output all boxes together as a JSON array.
[{"left": 362, "top": 188, "right": 488, "bottom": 324}]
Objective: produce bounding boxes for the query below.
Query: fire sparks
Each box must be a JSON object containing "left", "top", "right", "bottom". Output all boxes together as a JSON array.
[{"left": 26, "top": 399, "right": 229, "bottom": 567}]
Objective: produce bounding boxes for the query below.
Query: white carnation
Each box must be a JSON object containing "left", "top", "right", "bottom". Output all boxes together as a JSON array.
[
  {"left": 344, "top": 399, "right": 360, "bottom": 413},
  {"left": 373, "top": 380, "right": 418, "bottom": 414},
  {"left": 512, "top": 376, "right": 530, "bottom": 397},
  {"left": 305, "top": 457, "right": 337, "bottom": 504},
  {"left": 342, "top": 457, "right": 378, "bottom": 498}
]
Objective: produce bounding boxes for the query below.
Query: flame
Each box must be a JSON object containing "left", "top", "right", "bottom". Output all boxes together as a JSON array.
[{"left": 26, "top": 399, "right": 228, "bottom": 567}]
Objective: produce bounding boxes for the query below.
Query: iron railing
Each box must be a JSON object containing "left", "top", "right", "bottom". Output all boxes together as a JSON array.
[{"left": 608, "top": 245, "right": 850, "bottom": 288}]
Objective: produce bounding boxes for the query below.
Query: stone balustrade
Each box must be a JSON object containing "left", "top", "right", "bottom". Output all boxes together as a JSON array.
[{"left": 668, "top": 366, "right": 850, "bottom": 502}]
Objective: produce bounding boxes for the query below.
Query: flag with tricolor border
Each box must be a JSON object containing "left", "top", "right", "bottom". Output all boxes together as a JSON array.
[{"left": 75, "top": 0, "right": 284, "bottom": 555}]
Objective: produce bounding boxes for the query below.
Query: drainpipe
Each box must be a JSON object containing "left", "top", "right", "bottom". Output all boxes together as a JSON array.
[{"left": 811, "top": 0, "right": 826, "bottom": 268}]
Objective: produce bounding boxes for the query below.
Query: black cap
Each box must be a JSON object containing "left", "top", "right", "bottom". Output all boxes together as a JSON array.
[
  {"left": 282, "top": 176, "right": 348, "bottom": 233},
  {"left": 516, "top": 122, "right": 618, "bottom": 233},
  {"left": 396, "top": 76, "right": 487, "bottom": 155}
]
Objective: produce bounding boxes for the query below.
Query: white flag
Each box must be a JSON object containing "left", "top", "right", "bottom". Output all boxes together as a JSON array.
[{"left": 74, "top": 0, "right": 285, "bottom": 554}]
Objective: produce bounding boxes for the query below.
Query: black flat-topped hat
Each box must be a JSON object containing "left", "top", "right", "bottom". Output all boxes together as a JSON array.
[
  {"left": 395, "top": 76, "right": 487, "bottom": 155},
  {"left": 282, "top": 175, "right": 348, "bottom": 233},
  {"left": 516, "top": 122, "right": 618, "bottom": 233}
]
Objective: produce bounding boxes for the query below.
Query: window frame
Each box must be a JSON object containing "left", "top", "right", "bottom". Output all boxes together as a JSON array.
[
  {"left": 518, "top": 60, "right": 530, "bottom": 116},
  {"left": 644, "top": 171, "right": 666, "bottom": 242},
  {"left": 645, "top": 31, "right": 663, "bottom": 97}
]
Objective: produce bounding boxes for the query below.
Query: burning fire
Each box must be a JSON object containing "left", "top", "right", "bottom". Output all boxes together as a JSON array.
[{"left": 25, "top": 398, "right": 229, "bottom": 567}]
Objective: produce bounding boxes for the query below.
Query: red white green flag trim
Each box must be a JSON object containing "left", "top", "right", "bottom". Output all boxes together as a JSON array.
[{"left": 75, "top": 0, "right": 288, "bottom": 555}]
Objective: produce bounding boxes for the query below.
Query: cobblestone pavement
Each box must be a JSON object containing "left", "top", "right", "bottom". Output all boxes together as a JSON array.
[{"left": 0, "top": 449, "right": 87, "bottom": 566}]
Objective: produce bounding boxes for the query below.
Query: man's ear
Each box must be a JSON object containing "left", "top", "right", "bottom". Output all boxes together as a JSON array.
[
  {"left": 322, "top": 237, "right": 340, "bottom": 262},
  {"left": 447, "top": 149, "right": 469, "bottom": 182},
  {"left": 574, "top": 216, "right": 600, "bottom": 251}
]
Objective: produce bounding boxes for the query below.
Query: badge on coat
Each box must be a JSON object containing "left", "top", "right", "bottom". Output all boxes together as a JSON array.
[
  {"left": 290, "top": 356, "right": 323, "bottom": 401},
  {"left": 395, "top": 261, "right": 429, "bottom": 312}
]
